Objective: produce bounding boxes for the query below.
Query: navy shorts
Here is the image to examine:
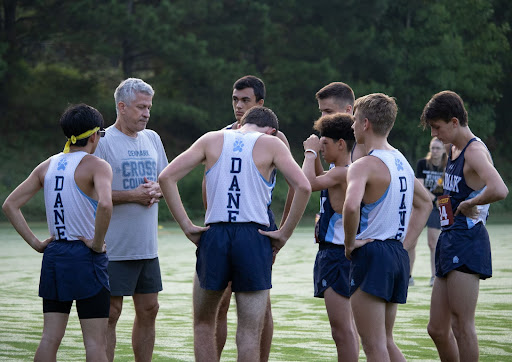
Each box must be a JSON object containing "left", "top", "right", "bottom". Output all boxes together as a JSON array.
[
  {"left": 314, "top": 243, "right": 351, "bottom": 298},
  {"left": 349, "top": 240, "right": 409, "bottom": 304},
  {"left": 426, "top": 206, "right": 441, "bottom": 229},
  {"left": 108, "top": 258, "right": 163, "bottom": 296},
  {"left": 435, "top": 222, "right": 492, "bottom": 280},
  {"left": 43, "top": 286, "right": 110, "bottom": 319},
  {"left": 196, "top": 223, "right": 273, "bottom": 292},
  {"left": 39, "top": 240, "right": 109, "bottom": 301}
]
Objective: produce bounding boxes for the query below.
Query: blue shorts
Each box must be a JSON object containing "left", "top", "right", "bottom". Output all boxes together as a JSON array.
[
  {"left": 426, "top": 206, "right": 441, "bottom": 229},
  {"left": 435, "top": 222, "right": 492, "bottom": 280},
  {"left": 314, "top": 243, "right": 351, "bottom": 298},
  {"left": 108, "top": 258, "right": 163, "bottom": 296},
  {"left": 196, "top": 223, "right": 273, "bottom": 292},
  {"left": 349, "top": 240, "right": 409, "bottom": 304},
  {"left": 39, "top": 240, "right": 109, "bottom": 301}
]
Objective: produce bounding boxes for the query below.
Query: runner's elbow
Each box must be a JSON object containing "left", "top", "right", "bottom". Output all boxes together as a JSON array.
[
  {"left": 158, "top": 171, "right": 168, "bottom": 184},
  {"left": 2, "top": 199, "right": 16, "bottom": 216},
  {"left": 343, "top": 200, "right": 359, "bottom": 216},
  {"left": 296, "top": 181, "right": 312, "bottom": 197},
  {"left": 424, "top": 199, "right": 433, "bottom": 212},
  {"left": 97, "top": 200, "right": 113, "bottom": 214},
  {"left": 496, "top": 184, "right": 509, "bottom": 201}
]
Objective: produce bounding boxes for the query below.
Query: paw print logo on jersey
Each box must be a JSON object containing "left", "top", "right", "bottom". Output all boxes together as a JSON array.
[
  {"left": 233, "top": 139, "right": 244, "bottom": 153},
  {"left": 395, "top": 158, "right": 404, "bottom": 171},
  {"left": 57, "top": 159, "right": 68, "bottom": 171}
]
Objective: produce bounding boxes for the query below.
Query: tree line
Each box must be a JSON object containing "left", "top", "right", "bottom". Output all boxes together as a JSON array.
[{"left": 1, "top": 0, "right": 510, "bottom": 221}]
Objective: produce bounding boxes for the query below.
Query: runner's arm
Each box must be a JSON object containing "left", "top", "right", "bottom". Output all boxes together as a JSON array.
[{"left": 2, "top": 160, "right": 54, "bottom": 252}]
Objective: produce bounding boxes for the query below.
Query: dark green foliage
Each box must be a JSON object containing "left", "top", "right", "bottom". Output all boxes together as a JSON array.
[{"left": 1, "top": 0, "right": 510, "bottom": 222}]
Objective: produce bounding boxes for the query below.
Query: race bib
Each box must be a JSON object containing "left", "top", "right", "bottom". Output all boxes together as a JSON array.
[{"left": 437, "top": 195, "right": 454, "bottom": 226}]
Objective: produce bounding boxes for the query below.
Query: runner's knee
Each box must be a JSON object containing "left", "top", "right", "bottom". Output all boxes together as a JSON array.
[
  {"left": 427, "top": 321, "right": 448, "bottom": 341},
  {"left": 40, "top": 331, "right": 64, "bottom": 349},
  {"left": 83, "top": 336, "right": 107, "bottom": 352},
  {"left": 360, "top": 338, "right": 386, "bottom": 358},
  {"left": 331, "top": 324, "right": 354, "bottom": 346}
]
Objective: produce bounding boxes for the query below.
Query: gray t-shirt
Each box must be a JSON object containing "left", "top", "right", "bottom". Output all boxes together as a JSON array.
[{"left": 94, "top": 126, "right": 168, "bottom": 261}]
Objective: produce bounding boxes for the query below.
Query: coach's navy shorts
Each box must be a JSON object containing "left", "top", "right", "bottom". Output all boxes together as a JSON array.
[
  {"left": 426, "top": 206, "right": 441, "bottom": 229},
  {"left": 196, "top": 222, "right": 273, "bottom": 292},
  {"left": 435, "top": 222, "right": 492, "bottom": 280},
  {"left": 39, "top": 240, "right": 109, "bottom": 301},
  {"left": 108, "top": 258, "right": 163, "bottom": 296},
  {"left": 349, "top": 240, "right": 409, "bottom": 304},
  {"left": 314, "top": 243, "right": 351, "bottom": 298}
]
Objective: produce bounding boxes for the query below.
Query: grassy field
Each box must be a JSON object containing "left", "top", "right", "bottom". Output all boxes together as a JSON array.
[{"left": 0, "top": 222, "right": 511, "bottom": 361}]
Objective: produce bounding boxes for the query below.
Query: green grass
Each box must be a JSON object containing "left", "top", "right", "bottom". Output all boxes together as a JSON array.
[{"left": 1, "top": 223, "right": 511, "bottom": 361}]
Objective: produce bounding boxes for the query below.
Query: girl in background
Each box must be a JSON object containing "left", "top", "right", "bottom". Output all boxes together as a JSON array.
[{"left": 408, "top": 137, "right": 447, "bottom": 286}]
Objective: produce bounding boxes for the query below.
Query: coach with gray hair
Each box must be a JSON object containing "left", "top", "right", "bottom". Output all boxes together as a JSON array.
[{"left": 94, "top": 78, "right": 168, "bottom": 362}]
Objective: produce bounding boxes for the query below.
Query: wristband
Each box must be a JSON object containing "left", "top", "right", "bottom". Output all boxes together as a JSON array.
[{"left": 304, "top": 149, "right": 318, "bottom": 158}]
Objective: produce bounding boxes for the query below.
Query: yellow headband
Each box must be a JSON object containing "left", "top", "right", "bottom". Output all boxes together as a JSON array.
[{"left": 63, "top": 127, "right": 100, "bottom": 153}]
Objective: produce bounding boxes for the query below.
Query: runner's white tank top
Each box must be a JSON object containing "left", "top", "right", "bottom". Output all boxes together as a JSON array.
[
  {"left": 205, "top": 131, "right": 274, "bottom": 226},
  {"left": 357, "top": 149, "right": 414, "bottom": 242},
  {"left": 44, "top": 151, "right": 97, "bottom": 241}
]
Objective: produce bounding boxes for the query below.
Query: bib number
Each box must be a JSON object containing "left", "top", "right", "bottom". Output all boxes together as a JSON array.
[{"left": 437, "top": 195, "right": 454, "bottom": 226}]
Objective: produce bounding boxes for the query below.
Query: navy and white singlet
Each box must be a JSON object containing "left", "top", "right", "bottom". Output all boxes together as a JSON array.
[{"left": 442, "top": 138, "right": 490, "bottom": 230}]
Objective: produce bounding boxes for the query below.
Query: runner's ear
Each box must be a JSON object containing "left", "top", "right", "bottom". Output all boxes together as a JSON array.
[{"left": 265, "top": 128, "right": 277, "bottom": 136}]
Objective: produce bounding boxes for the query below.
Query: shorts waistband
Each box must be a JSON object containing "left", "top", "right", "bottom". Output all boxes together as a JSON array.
[
  {"left": 375, "top": 239, "right": 402, "bottom": 245},
  {"left": 318, "top": 242, "right": 345, "bottom": 250},
  {"left": 207, "top": 222, "right": 268, "bottom": 229},
  {"left": 441, "top": 220, "right": 484, "bottom": 232}
]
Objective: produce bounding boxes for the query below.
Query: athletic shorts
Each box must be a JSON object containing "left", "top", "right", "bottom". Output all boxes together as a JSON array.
[
  {"left": 108, "top": 258, "right": 163, "bottom": 296},
  {"left": 43, "top": 286, "right": 110, "bottom": 319},
  {"left": 426, "top": 206, "right": 441, "bottom": 229},
  {"left": 435, "top": 222, "right": 492, "bottom": 280},
  {"left": 349, "top": 240, "right": 409, "bottom": 304},
  {"left": 39, "top": 240, "right": 109, "bottom": 301},
  {"left": 314, "top": 243, "right": 351, "bottom": 298},
  {"left": 196, "top": 222, "right": 273, "bottom": 292}
]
